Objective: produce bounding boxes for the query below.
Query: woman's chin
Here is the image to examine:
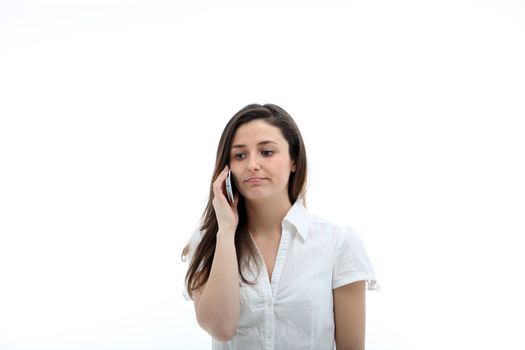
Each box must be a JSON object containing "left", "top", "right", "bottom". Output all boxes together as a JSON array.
[{"left": 242, "top": 191, "right": 271, "bottom": 201}]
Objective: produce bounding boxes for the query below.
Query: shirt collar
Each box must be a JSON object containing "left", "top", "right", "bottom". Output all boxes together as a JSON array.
[{"left": 282, "top": 198, "right": 311, "bottom": 241}]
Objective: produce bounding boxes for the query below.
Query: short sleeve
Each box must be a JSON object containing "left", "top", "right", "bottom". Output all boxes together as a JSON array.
[
  {"left": 182, "top": 228, "right": 204, "bottom": 301},
  {"left": 332, "top": 226, "right": 379, "bottom": 291}
]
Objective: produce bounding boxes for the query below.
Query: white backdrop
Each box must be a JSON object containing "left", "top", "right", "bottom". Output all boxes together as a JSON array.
[{"left": 1, "top": 1, "right": 524, "bottom": 349}]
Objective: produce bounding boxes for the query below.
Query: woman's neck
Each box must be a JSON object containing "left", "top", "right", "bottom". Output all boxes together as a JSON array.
[{"left": 245, "top": 197, "right": 292, "bottom": 238}]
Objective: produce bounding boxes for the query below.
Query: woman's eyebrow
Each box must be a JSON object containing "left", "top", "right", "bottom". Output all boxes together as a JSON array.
[{"left": 231, "top": 140, "right": 277, "bottom": 149}]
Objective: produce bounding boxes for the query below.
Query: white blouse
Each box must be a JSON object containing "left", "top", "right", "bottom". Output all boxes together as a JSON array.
[{"left": 183, "top": 199, "right": 378, "bottom": 350}]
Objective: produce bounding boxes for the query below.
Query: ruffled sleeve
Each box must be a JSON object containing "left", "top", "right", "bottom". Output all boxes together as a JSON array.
[
  {"left": 182, "top": 228, "right": 204, "bottom": 301},
  {"left": 332, "top": 226, "right": 379, "bottom": 291}
]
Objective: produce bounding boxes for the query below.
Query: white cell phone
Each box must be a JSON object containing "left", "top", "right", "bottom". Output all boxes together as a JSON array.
[{"left": 226, "top": 169, "right": 235, "bottom": 203}]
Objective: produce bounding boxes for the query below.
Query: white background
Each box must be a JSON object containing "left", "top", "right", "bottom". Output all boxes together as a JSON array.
[{"left": 1, "top": 1, "right": 524, "bottom": 349}]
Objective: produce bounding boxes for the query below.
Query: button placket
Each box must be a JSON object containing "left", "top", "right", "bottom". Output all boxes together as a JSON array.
[{"left": 249, "top": 227, "right": 292, "bottom": 350}]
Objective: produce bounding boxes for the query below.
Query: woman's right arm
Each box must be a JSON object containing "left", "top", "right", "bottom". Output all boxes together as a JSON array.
[
  {"left": 193, "top": 165, "right": 241, "bottom": 341},
  {"left": 194, "top": 229, "right": 240, "bottom": 341}
]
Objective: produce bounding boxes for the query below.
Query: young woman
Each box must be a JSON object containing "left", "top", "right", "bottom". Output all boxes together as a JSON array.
[{"left": 182, "top": 103, "right": 378, "bottom": 350}]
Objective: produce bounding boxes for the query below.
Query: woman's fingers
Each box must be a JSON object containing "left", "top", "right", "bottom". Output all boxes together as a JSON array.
[
  {"left": 212, "top": 165, "right": 229, "bottom": 197},
  {"left": 211, "top": 165, "right": 239, "bottom": 232}
]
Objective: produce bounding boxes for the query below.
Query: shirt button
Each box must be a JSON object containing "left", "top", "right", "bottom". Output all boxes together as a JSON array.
[{"left": 266, "top": 298, "right": 273, "bottom": 307}]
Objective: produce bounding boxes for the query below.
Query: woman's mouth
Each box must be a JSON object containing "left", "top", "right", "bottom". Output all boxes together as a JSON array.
[{"left": 245, "top": 177, "right": 267, "bottom": 184}]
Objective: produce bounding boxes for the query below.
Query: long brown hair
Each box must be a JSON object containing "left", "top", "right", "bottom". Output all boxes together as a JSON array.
[{"left": 181, "top": 103, "right": 308, "bottom": 300}]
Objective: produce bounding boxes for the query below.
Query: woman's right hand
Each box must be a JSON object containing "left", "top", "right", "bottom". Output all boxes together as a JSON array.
[{"left": 212, "top": 165, "right": 239, "bottom": 233}]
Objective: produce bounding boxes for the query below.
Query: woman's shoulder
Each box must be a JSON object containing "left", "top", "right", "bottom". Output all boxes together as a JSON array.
[
  {"left": 182, "top": 227, "right": 205, "bottom": 258},
  {"left": 187, "top": 227, "right": 204, "bottom": 247},
  {"left": 307, "top": 212, "right": 359, "bottom": 240}
]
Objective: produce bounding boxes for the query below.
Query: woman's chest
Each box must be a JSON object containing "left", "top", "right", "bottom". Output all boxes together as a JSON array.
[
  {"left": 239, "top": 239, "right": 334, "bottom": 328},
  {"left": 252, "top": 237, "right": 280, "bottom": 283}
]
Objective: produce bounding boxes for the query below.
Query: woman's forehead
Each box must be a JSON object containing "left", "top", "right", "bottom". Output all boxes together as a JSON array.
[{"left": 232, "top": 120, "right": 285, "bottom": 144}]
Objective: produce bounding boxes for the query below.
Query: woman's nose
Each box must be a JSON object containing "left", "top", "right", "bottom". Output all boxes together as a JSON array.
[{"left": 247, "top": 154, "right": 261, "bottom": 171}]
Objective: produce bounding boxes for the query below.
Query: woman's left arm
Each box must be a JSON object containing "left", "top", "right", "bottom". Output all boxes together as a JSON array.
[{"left": 333, "top": 280, "right": 366, "bottom": 350}]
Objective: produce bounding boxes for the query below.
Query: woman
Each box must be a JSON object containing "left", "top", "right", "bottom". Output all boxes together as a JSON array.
[{"left": 182, "top": 103, "right": 378, "bottom": 350}]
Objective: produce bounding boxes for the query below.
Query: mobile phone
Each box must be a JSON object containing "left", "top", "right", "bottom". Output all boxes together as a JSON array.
[{"left": 226, "top": 169, "right": 235, "bottom": 204}]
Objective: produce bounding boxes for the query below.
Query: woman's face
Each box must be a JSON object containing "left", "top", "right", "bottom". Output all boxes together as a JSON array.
[{"left": 229, "top": 119, "right": 296, "bottom": 203}]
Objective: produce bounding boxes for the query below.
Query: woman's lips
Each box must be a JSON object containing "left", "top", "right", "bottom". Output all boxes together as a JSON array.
[{"left": 245, "top": 178, "right": 266, "bottom": 184}]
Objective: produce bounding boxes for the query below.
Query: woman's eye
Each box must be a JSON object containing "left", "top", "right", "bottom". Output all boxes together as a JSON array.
[{"left": 232, "top": 150, "right": 272, "bottom": 160}]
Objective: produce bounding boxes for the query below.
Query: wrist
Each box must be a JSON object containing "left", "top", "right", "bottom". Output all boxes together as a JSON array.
[{"left": 217, "top": 228, "right": 236, "bottom": 240}]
